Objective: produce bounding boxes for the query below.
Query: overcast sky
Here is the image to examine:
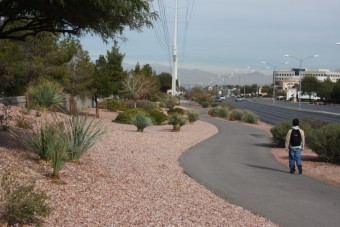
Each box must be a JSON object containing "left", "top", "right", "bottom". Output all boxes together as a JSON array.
[{"left": 81, "top": 0, "right": 340, "bottom": 76}]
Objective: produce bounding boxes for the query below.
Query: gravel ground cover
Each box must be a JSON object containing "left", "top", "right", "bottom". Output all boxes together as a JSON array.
[
  {"left": 1, "top": 104, "right": 338, "bottom": 226},
  {"left": 0, "top": 106, "right": 277, "bottom": 226}
]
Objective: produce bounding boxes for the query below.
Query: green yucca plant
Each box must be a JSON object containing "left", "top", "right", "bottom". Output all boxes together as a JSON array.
[
  {"left": 26, "top": 79, "right": 64, "bottom": 111},
  {"left": 21, "top": 122, "right": 61, "bottom": 160},
  {"left": 168, "top": 113, "right": 187, "bottom": 132},
  {"left": 130, "top": 113, "right": 153, "bottom": 132},
  {"left": 48, "top": 133, "right": 68, "bottom": 179},
  {"left": 66, "top": 113, "right": 105, "bottom": 162}
]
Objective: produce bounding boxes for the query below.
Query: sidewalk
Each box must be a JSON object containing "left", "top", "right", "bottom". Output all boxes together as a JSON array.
[{"left": 179, "top": 101, "right": 340, "bottom": 227}]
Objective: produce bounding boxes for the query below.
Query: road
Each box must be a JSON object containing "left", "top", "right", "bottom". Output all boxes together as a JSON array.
[
  {"left": 180, "top": 101, "right": 340, "bottom": 227},
  {"left": 222, "top": 97, "right": 340, "bottom": 125}
]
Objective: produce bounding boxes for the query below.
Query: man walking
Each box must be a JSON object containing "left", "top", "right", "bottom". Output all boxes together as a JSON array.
[{"left": 285, "top": 118, "right": 305, "bottom": 174}]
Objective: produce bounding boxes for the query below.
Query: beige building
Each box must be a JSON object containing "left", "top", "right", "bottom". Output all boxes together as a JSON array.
[{"left": 274, "top": 68, "right": 340, "bottom": 90}]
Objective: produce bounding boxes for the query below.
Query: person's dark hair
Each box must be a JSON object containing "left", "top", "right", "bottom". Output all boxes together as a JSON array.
[{"left": 292, "top": 118, "right": 299, "bottom": 126}]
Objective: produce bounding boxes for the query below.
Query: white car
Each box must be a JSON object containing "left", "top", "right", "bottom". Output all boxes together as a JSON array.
[{"left": 235, "top": 96, "right": 244, "bottom": 102}]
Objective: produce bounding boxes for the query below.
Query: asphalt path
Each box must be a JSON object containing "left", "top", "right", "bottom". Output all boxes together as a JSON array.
[{"left": 179, "top": 101, "right": 340, "bottom": 227}]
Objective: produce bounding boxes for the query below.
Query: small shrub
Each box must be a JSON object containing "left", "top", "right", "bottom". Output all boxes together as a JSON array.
[
  {"left": 229, "top": 109, "right": 244, "bottom": 121},
  {"left": 114, "top": 108, "right": 148, "bottom": 124},
  {"left": 307, "top": 124, "right": 340, "bottom": 163},
  {"left": 301, "top": 118, "right": 328, "bottom": 129},
  {"left": 102, "top": 99, "right": 130, "bottom": 112},
  {"left": 21, "top": 122, "right": 62, "bottom": 160},
  {"left": 130, "top": 113, "right": 153, "bottom": 132},
  {"left": 16, "top": 115, "right": 33, "bottom": 129},
  {"left": 167, "top": 107, "right": 185, "bottom": 115},
  {"left": 216, "top": 106, "right": 229, "bottom": 119},
  {"left": 186, "top": 109, "right": 199, "bottom": 123},
  {"left": 0, "top": 173, "right": 51, "bottom": 226},
  {"left": 201, "top": 101, "right": 209, "bottom": 108},
  {"left": 148, "top": 109, "right": 167, "bottom": 125},
  {"left": 168, "top": 113, "right": 187, "bottom": 131},
  {"left": 211, "top": 103, "right": 218, "bottom": 107},
  {"left": 208, "top": 106, "right": 219, "bottom": 117},
  {"left": 242, "top": 110, "right": 259, "bottom": 124},
  {"left": 270, "top": 120, "right": 311, "bottom": 147},
  {"left": 26, "top": 79, "right": 64, "bottom": 111},
  {"left": 165, "top": 96, "right": 179, "bottom": 109},
  {"left": 66, "top": 113, "right": 105, "bottom": 162}
]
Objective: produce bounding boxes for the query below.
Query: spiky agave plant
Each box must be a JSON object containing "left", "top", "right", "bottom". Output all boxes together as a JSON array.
[
  {"left": 168, "top": 113, "right": 187, "bottom": 132},
  {"left": 21, "top": 121, "right": 61, "bottom": 160},
  {"left": 26, "top": 79, "right": 64, "bottom": 111},
  {"left": 66, "top": 113, "right": 105, "bottom": 162},
  {"left": 130, "top": 113, "right": 153, "bottom": 132}
]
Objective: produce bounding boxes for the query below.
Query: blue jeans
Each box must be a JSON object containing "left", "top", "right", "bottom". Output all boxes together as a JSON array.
[{"left": 289, "top": 147, "right": 302, "bottom": 173}]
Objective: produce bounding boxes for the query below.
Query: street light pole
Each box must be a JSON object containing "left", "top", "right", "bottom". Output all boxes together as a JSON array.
[
  {"left": 261, "top": 61, "right": 289, "bottom": 105},
  {"left": 284, "top": 54, "right": 319, "bottom": 110}
]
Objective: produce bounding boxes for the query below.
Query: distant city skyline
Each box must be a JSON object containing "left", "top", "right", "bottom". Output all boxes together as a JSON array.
[{"left": 81, "top": 0, "right": 340, "bottom": 84}]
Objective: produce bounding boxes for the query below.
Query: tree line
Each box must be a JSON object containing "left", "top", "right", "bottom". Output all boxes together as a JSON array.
[{"left": 0, "top": 34, "right": 173, "bottom": 109}]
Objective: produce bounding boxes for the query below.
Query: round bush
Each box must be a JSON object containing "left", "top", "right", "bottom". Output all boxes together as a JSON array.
[
  {"left": 201, "top": 101, "right": 209, "bottom": 108},
  {"left": 114, "top": 108, "right": 148, "bottom": 124},
  {"left": 148, "top": 109, "right": 167, "bottom": 125},
  {"left": 208, "top": 107, "right": 218, "bottom": 117},
  {"left": 216, "top": 106, "right": 229, "bottom": 119},
  {"left": 307, "top": 124, "right": 340, "bottom": 163},
  {"left": 242, "top": 110, "right": 259, "bottom": 124},
  {"left": 229, "top": 109, "right": 244, "bottom": 121},
  {"left": 270, "top": 120, "right": 311, "bottom": 147},
  {"left": 167, "top": 107, "right": 185, "bottom": 115},
  {"left": 168, "top": 113, "right": 187, "bottom": 126},
  {"left": 130, "top": 114, "right": 153, "bottom": 132},
  {"left": 186, "top": 109, "right": 199, "bottom": 123}
]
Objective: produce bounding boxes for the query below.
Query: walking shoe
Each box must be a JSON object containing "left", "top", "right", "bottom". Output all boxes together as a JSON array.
[{"left": 298, "top": 165, "right": 303, "bottom": 174}]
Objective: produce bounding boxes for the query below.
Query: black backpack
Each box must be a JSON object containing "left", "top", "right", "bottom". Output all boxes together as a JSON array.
[{"left": 290, "top": 129, "right": 301, "bottom": 146}]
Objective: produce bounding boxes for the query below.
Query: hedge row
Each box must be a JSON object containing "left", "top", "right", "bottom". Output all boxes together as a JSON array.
[{"left": 271, "top": 119, "right": 340, "bottom": 163}]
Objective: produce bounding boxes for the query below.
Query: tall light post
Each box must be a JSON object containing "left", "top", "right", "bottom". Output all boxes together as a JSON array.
[
  {"left": 284, "top": 54, "right": 319, "bottom": 110},
  {"left": 261, "top": 61, "right": 289, "bottom": 105}
]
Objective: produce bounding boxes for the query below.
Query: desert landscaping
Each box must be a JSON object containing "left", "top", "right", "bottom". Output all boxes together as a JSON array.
[{"left": 0, "top": 105, "right": 339, "bottom": 226}]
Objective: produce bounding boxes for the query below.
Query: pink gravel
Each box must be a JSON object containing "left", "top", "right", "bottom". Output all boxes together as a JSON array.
[{"left": 0, "top": 106, "right": 277, "bottom": 226}]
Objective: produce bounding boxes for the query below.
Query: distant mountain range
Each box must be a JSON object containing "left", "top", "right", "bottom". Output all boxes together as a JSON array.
[{"left": 123, "top": 63, "right": 273, "bottom": 88}]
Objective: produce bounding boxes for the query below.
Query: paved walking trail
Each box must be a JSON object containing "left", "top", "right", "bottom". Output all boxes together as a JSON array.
[{"left": 179, "top": 101, "right": 340, "bottom": 227}]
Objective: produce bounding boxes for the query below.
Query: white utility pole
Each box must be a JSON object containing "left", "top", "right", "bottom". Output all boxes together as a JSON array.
[{"left": 171, "top": 0, "right": 178, "bottom": 96}]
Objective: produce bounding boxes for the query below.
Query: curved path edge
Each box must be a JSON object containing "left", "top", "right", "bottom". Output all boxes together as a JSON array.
[{"left": 179, "top": 101, "right": 340, "bottom": 227}]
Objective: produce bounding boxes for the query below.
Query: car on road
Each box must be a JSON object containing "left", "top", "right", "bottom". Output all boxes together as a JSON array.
[
  {"left": 215, "top": 96, "right": 222, "bottom": 102},
  {"left": 235, "top": 96, "right": 244, "bottom": 102}
]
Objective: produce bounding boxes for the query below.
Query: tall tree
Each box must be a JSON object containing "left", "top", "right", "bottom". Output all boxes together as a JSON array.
[
  {"left": 0, "top": 33, "right": 71, "bottom": 96},
  {"left": 92, "top": 44, "right": 125, "bottom": 117},
  {"left": 122, "top": 73, "right": 153, "bottom": 108},
  {"left": 318, "top": 77, "right": 334, "bottom": 103},
  {"left": 158, "top": 72, "right": 172, "bottom": 93},
  {"left": 332, "top": 79, "right": 340, "bottom": 103},
  {"left": 0, "top": 0, "right": 156, "bottom": 41},
  {"left": 140, "top": 64, "right": 153, "bottom": 77},
  {"left": 301, "top": 75, "right": 319, "bottom": 101},
  {"left": 64, "top": 40, "right": 94, "bottom": 114}
]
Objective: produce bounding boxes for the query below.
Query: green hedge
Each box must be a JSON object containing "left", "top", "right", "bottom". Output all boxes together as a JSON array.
[
  {"left": 270, "top": 120, "right": 311, "bottom": 147},
  {"left": 307, "top": 124, "right": 340, "bottom": 163},
  {"left": 242, "top": 110, "right": 259, "bottom": 124}
]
